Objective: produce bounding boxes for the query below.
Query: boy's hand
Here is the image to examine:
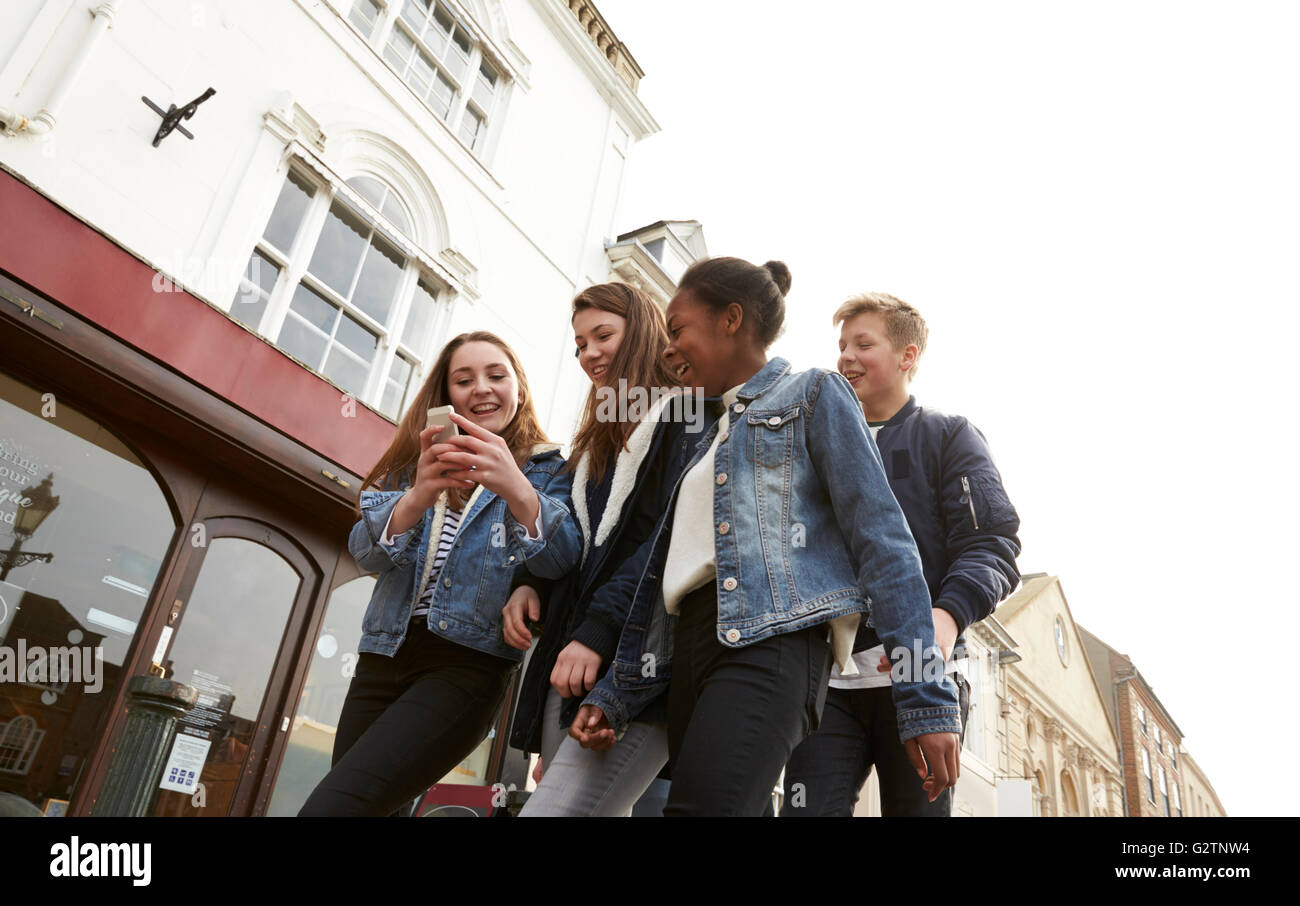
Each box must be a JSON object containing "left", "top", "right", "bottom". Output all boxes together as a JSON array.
[
  {"left": 569, "top": 704, "right": 616, "bottom": 751},
  {"left": 876, "top": 607, "right": 959, "bottom": 672},
  {"left": 502, "top": 585, "right": 541, "bottom": 650},
  {"left": 904, "top": 731, "right": 960, "bottom": 801},
  {"left": 931, "top": 607, "right": 957, "bottom": 661}
]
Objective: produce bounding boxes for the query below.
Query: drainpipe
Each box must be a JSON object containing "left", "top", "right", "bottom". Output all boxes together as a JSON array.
[{"left": 0, "top": 1, "right": 124, "bottom": 137}]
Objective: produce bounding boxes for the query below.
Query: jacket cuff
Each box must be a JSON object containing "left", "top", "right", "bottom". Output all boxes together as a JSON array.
[
  {"left": 356, "top": 491, "right": 426, "bottom": 569},
  {"left": 932, "top": 595, "right": 974, "bottom": 639},
  {"left": 583, "top": 681, "right": 631, "bottom": 737},
  {"left": 569, "top": 615, "right": 620, "bottom": 663},
  {"left": 894, "top": 705, "right": 963, "bottom": 742},
  {"left": 506, "top": 489, "right": 576, "bottom": 578}
]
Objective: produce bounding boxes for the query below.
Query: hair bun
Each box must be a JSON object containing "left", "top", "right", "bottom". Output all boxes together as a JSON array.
[{"left": 763, "top": 260, "right": 792, "bottom": 296}]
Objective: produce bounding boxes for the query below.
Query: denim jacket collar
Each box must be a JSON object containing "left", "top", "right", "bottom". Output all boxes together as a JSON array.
[{"left": 735, "top": 357, "right": 792, "bottom": 403}]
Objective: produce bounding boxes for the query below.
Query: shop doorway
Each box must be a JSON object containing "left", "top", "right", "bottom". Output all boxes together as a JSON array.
[{"left": 137, "top": 480, "right": 325, "bottom": 817}]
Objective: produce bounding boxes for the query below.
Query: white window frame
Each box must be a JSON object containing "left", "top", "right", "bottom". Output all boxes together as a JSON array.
[
  {"left": 234, "top": 162, "right": 453, "bottom": 420},
  {"left": 1142, "top": 748, "right": 1155, "bottom": 803},
  {"left": 346, "top": 0, "right": 506, "bottom": 158},
  {"left": 962, "top": 653, "right": 986, "bottom": 761},
  {"left": 0, "top": 716, "right": 45, "bottom": 776}
]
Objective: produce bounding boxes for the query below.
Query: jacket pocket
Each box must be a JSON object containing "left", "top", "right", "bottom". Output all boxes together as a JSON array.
[
  {"left": 746, "top": 405, "right": 802, "bottom": 468},
  {"left": 960, "top": 471, "right": 1017, "bottom": 532}
]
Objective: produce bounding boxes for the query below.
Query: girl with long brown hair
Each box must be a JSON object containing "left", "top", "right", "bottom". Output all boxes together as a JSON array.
[
  {"left": 299, "top": 331, "right": 580, "bottom": 816},
  {"left": 500, "top": 282, "right": 699, "bottom": 816}
]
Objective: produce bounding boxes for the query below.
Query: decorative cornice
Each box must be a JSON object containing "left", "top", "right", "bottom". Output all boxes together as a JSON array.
[
  {"left": 531, "top": 0, "right": 658, "bottom": 139},
  {"left": 562, "top": 0, "right": 643, "bottom": 91}
]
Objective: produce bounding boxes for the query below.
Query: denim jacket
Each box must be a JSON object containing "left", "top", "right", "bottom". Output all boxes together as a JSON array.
[
  {"left": 348, "top": 445, "right": 580, "bottom": 662},
  {"left": 584, "top": 358, "right": 962, "bottom": 743}
]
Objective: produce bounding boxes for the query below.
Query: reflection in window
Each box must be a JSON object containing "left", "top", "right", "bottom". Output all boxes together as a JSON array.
[
  {"left": 265, "top": 575, "right": 372, "bottom": 816},
  {"left": 0, "top": 716, "right": 44, "bottom": 775},
  {"left": 0, "top": 370, "right": 174, "bottom": 812},
  {"left": 152, "top": 538, "right": 300, "bottom": 817},
  {"left": 266, "top": 573, "right": 507, "bottom": 815}
]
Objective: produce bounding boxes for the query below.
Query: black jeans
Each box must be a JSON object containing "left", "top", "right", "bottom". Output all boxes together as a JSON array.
[
  {"left": 664, "top": 585, "right": 832, "bottom": 817},
  {"left": 298, "top": 620, "right": 513, "bottom": 817},
  {"left": 779, "top": 673, "right": 972, "bottom": 817}
]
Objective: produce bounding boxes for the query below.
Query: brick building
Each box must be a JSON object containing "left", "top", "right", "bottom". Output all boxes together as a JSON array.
[{"left": 1078, "top": 627, "right": 1220, "bottom": 817}]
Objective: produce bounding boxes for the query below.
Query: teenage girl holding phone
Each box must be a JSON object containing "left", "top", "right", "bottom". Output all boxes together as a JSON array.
[
  {"left": 501, "top": 282, "right": 695, "bottom": 816},
  {"left": 299, "top": 331, "right": 580, "bottom": 816},
  {"left": 569, "top": 257, "right": 963, "bottom": 816}
]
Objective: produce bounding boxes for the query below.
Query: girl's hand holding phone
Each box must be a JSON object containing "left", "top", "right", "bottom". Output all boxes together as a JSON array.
[
  {"left": 433, "top": 411, "right": 540, "bottom": 529},
  {"left": 387, "top": 424, "right": 475, "bottom": 537},
  {"left": 413, "top": 423, "right": 476, "bottom": 505}
]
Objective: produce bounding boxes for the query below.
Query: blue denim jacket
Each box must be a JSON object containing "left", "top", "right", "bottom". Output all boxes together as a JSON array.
[
  {"left": 349, "top": 446, "right": 580, "bottom": 662},
  {"left": 585, "top": 358, "right": 962, "bottom": 742}
]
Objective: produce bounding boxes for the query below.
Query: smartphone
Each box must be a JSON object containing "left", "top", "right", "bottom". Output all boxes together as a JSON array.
[{"left": 426, "top": 405, "right": 460, "bottom": 439}]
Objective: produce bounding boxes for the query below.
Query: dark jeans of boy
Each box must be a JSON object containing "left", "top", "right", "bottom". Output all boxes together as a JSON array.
[
  {"left": 664, "top": 584, "right": 832, "bottom": 817},
  {"left": 779, "top": 673, "right": 971, "bottom": 817},
  {"left": 298, "top": 619, "right": 512, "bottom": 817}
]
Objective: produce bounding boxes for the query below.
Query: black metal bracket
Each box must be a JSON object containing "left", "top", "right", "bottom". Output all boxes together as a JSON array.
[{"left": 141, "top": 87, "right": 216, "bottom": 148}]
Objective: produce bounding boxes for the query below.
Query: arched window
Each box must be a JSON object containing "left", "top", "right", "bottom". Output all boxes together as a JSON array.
[
  {"left": 1059, "top": 770, "right": 1080, "bottom": 817},
  {"left": 0, "top": 715, "right": 44, "bottom": 776},
  {"left": 1033, "top": 768, "right": 1051, "bottom": 817},
  {"left": 231, "top": 166, "right": 449, "bottom": 420}
]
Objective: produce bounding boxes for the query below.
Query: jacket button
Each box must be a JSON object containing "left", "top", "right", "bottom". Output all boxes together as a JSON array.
[
  {"left": 725, "top": 628, "right": 741, "bottom": 643},
  {"left": 733, "top": 402, "right": 745, "bottom": 414},
  {"left": 715, "top": 472, "right": 727, "bottom": 486},
  {"left": 438, "top": 620, "right": 448, "bottom": 630},
  {"left": 444, "top": 577, "right": 452, "bottom": 587},
  {"left": 508, "top": 555, "right": 516, "bottom": 562},
  {"left": 767, "top": 415, "right": 781, "bottom": 427},
  {"left": 717, "top": 522, "right": 730, "bottom": 535},
  {"left": 722, "top": 576, "right": 737, "bottom": 591}
]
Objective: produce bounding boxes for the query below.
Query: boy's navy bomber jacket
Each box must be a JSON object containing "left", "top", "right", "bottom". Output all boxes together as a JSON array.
[{"left": 855, "top": 395, "right": 1022, "bottom": 660}]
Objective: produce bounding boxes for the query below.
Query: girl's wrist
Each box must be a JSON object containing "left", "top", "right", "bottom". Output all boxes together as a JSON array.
[{"left": 504, "top": 475, "right": 541, "bottom": 531}]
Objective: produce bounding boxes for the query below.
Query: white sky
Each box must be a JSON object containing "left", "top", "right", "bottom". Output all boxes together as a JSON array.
[{"left": 598, "top": 0, "right": 1300, "bottom": 817}]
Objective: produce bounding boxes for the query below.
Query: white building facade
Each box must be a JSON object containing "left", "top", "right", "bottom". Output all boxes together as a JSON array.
[{"left": 0, "top": 0, "right": 661, "bottom": 816}]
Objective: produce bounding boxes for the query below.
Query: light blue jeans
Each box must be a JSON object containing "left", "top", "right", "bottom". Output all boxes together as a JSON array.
[{"left": 519, "top": 687, "right": 668, "bottom": 817}]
